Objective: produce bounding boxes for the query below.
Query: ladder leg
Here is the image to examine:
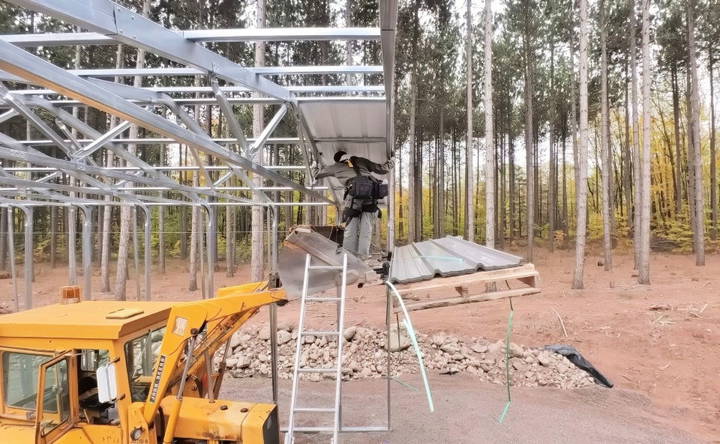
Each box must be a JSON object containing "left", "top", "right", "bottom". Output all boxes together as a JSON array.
[{"left": 285, "top": 254, "right": 312, "bottom": 444}]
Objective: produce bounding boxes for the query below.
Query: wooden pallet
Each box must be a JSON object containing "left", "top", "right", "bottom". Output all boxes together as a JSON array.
[{"left": 392, "top": 263, "right": 541, "bottom": 313}]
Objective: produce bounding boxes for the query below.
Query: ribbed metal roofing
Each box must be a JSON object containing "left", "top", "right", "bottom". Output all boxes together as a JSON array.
[
  {"left": 299, "top": 99, "right": 388, "bottom": 165},
  {"left": 389, "top": 236, "right": 524, "bottom": 284}
]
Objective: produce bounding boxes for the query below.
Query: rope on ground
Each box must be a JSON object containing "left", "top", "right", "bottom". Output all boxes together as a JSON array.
[
  {"left": 498, "top": 297, "right": 514, "bottom": 424},
  {"left": 385, "top": 280, "right": 435, "bottom": 413}
]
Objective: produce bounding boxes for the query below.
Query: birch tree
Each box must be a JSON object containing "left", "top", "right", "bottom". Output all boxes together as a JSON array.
[
  {"left": 600, "top": 0, "right": 612, "bottom": 270},
  {"left": 100, "top": 43, "right": 123, "bottom": 292},
  {"left": 466, "top": 0, "right": 475, "bottom": 242},
  {"left": 114, "top": 0, "right": 150, "bottom": 300},
  {"left": 484, "top": 0, "right": 495, "bottom": 248},
  {"left": 638, "top": 0, "right": 652, "bottom": 284},
  {"left": 250, "top": 0, "right": 266, "bottom": 282},
  {"left": 687, "top": 0, "right": 704, "bottom": 266},
  {"left": 572, "top": 0, "right": 589, "bottom": 289}
]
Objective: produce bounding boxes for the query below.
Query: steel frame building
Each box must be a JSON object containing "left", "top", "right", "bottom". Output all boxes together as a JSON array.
[
  {"left": 0, "top": 0, "right": 398, "bottom": 433},
  {"left": 0, "top": 0, "right": 397, "bottom": 306}
]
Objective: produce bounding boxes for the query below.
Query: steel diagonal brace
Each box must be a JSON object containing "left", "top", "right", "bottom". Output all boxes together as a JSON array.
[
  {"left": 161, "top": 94, "right": 273, "bottom": 205},
  {"left": 26, "top": 96, "right": 205, "bottom": 203},
  {"left": 209, "top": 77, "right": 269, "bottom": 201},
  {"left": 248, "top": 104, "right": 287, "bottom": 160},
  {"left": 210, "top": 77, "right": 248, "bottom": 155},
  {"left": 0, "top": 83, "right": 76, "bottom": 157},
  {"left": 0, "top": 39, "right": 329, "bottom": 204},
  {"left": 23, "top": 95, "right": 253, "bottom": 205},
  {"left": 4, "top": 0, "right": 295, "bottom": 103},
  {"left": 0, "top": 109, "right": 18, "bottom": 124},
  {"left": 82, "top": 77, "right": 226, "bottom": 198}
]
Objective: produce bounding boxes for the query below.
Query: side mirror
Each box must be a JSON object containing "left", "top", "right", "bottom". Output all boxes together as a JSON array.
[{"left": 96, "top": 363, "right": 118, "bottom": 404}]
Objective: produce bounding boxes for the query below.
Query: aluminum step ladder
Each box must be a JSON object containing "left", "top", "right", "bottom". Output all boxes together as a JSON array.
[{"left": 285, "top": 253, "right": 348, "bottom": 444}]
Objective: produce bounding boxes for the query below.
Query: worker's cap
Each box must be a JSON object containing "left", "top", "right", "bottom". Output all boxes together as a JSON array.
[{"left": 334, "top": 150, "right": 347, "bottom": 163}]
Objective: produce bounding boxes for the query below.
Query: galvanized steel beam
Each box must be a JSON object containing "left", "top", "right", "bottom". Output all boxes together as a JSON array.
[
  {"left": 0, "top": 27, "right": 380, "bottom": 47},
  {"left": 3, "top": 0, "right": 295, "bottom": 102}
]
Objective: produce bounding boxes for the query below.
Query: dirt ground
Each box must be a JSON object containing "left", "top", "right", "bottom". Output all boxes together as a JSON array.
[
  {"left": 3, "top": 247, "right": 719, "bottom": 441},
  {"left": 220, "top": 375, "right": 699, "bottom": 443}
]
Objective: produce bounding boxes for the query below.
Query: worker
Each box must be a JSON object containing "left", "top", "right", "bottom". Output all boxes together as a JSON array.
[{"left": 315, "top": 150, "right": 394, "bottom": 260}]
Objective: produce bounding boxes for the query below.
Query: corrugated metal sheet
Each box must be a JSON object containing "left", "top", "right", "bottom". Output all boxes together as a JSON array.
[
  {"left": 299, "top": 99, "right": 388, "bottom": 164},
  {"left": 389, "top": 236, "right": 524, "bottom": 284},
  {"left": 278, "top": 229, "right": 378, "bottom": 299}
]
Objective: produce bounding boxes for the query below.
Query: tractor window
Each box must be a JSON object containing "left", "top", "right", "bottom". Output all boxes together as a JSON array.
[
  {"left": 125, "top": 327, "right": 165, "bottom": 402},
  {"left": 3, "top": 352, "right": 51, "bottom": 410},
  {"left": 39, "top": 358, "right": 70, "bottom": 436}
]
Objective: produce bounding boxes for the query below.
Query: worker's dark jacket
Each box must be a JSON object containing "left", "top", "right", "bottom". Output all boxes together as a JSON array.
[{"left": 315, "top": 156, "right": 393, "bottom": 220}]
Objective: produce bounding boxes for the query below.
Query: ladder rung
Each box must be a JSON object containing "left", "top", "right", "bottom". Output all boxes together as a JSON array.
[
  {"left": 308, "top": 265, "right": 344, "bottom": 270},
  {"left": 292, "top": 426, "right": 336, "bottom": 433},
  {"left": 298, "top": 367, "right": 337, "bottom": 373},
  {"left": 305, "top": 297, "right": 341, "bottom": 302},
  {"left": 301, "top": 330, "right": 339, "bottom": 336},
  {"left": 293, "top": 407, "right": 336, "bottom": 413}
]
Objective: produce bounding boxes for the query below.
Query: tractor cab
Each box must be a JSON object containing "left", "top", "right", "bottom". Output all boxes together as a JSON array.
[
  {"left": 0, "top": 299, "right": 174, "bottom": 443},
  {"left": 0, "top": 283, "right": 284, "bottom": 443}
]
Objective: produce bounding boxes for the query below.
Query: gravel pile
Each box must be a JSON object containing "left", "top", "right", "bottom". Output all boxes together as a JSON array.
[{"left": 219, "top": 325, "right": 595, "bottom": 389}]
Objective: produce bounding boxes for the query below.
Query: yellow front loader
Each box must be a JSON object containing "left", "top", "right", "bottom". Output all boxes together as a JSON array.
[{"left": 0, "top": 281, "right": 285, "bottom": 443}]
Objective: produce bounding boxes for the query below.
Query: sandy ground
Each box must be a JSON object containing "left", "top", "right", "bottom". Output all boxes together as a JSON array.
[{"left": 3, "top": 247, "right": 719, "bottom": 441}]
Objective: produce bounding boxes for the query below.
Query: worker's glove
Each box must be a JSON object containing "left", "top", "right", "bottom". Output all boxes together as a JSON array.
[{"left": 384, "top": 157, "right": 396, "bottom": 170}]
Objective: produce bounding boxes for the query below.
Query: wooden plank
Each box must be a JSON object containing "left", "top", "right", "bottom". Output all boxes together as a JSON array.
[
  {"left": 394, "top": 287, "right": 541, "bottom": 313},
  {"left": 395, "top": 263, "right": 538, "bottom": 295}
]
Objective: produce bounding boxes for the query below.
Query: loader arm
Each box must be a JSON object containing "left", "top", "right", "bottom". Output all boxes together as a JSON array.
[{"left": 141, "top": 281, "right": 285, "bottom": 425}]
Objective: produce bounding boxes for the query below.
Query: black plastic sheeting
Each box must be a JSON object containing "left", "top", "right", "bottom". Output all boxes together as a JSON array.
[{"left": 545, "top": 344, "right": 614, "bottom": 388}]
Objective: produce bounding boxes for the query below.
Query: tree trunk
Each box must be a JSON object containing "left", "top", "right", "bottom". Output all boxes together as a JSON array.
[
  {"left": 686, "top": 69, "right": 696, "bottom": 234},
  {"left": 466, "top": 0, "right": 475, "bottom": 242},
  {"left": 49, "top": 206, "right": 56, "bottom": 269},
  {"left": 523, "top": 3, "right": 535, "bottom": 262},
  {"left": 251, "top": 0, "right": 266, "bottom": 281},
  {"left": 710, "top": 48, "right": 717, "bottom": 240},
  {"left": 688, "top": 0, "right": 704, "bottom": 266},
  {"left": 570, "top": 42, "right": 578, "bottom": 231},
  {"left": 435, "top": 112, "right": 446, "bottom": 238},
  {"left": 600, "top": 0, "right": 612, "bottom": 270},
  {"left": 0, "top": 208, "right": 6, "bottom": 271},
  {"left": 630, "top": 0, "right": 641, "bottom": 270},
  {"left": 226, "top": 205, "right": 235, "bottom": 277},
  {"left": 548, "top": 40, "right": 556, "bottom": 252},
  {"left": 484, "top": 0, "right": 495, "bottom": 248},
  {"left": 508, "top": 94, "right": 516, "bottom": 238},
  {"left": 671, "top": 66, "right": 683, "bottom": 215},
  {"left": 572, "top": 0, "right": 589, "bottom": 289},
  {"left": 189, "top": 184, "right": 200, "bottom": 291},
  {"left": 114, "top": 0, "right": 149, "bottom": 300},
  {"left": 638, "top": 0, "right": 652, "bottom": 284},
  {"left": 623, "top": 59, "right": 634, "bottom": 230},
  {"left": 408, "top": 72, "right": 418, "bottom": 242}
]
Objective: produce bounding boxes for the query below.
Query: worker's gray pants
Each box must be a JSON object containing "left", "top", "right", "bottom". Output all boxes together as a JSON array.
[{"left": 344, "top": 210, "right": 376, "bottom": 259}]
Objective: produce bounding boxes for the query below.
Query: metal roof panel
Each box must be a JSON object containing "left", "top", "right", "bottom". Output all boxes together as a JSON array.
[{"left": 389, "top": 236, "right": 524, "bottom": 284}]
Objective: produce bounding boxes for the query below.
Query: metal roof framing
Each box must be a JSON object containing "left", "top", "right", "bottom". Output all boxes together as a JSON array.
[
  {"left": 0, "top": 0, "right": 397, "bottom": 209},
  {"left": 0, "top": 0, "right": 397, "bottom": 309}
]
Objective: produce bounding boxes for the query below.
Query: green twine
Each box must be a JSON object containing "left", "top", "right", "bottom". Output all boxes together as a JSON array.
[{"left": 498, "top": 298, "right": 515, "bottom": 424}]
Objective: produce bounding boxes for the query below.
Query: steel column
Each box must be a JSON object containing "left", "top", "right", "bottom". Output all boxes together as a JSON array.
[
  {"left": 6, "top": 208, "right": 17, "bottom": 312},
  {"left": 79, "top": 205, "right": 93, "bottom": 299},
  {"left": 20, "top": 206, "right": 32, "bottom": 310}
]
